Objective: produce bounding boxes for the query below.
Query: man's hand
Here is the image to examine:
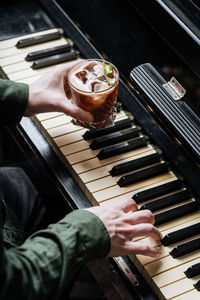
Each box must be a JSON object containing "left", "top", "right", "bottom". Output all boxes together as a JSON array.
[
  {"left": 86, "top": 198, "right": 162, "bottom": 257},
  {"left": 25, "top": 60, "right": 93, "bottom": 123}
]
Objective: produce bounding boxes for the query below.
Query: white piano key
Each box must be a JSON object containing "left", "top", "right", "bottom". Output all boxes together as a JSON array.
[
  {"left": 0, "top": 38, "right": 68, "bottom": 59},
  {"left": 47, "top": 110, "right": 127, "bottom": 139},
  {"left": 55, "top": 129, "right": 87, "bottom": 147},
  {"left": 93, "top": 173, "right": 175, "bottom": 203},
  {"left": 7, "top": 60, "right": 70, "bottom": 81},
  {"left": 171, "top": 289, "right": 200, "bottom": 300},
  {"left": 48, "top": 122, "right": 83, "bottom": 138},
  {"left": 41, "top": 114, "right": 72, "bottom": 129},
  {"left": 79, "top": 149, "right": 156, "bottom": 183},
  {"left": 36, "top": 112, "right": 64, "bottom": 121},
  {"left": 145, "top": 249, "right": 200, "bottom": 278},
  {"left": 101, "top": 178, "right": 178, "bottom": 207},
  {"left": 73, "top": 146, "right": 156, "bottom": 174},
  {"left": 160, "top": 275, "right": 200, "bottom": 299},
  {"left": 60, "top": 140, "right": 91, "bottom": 156},
  {"left": 153, "top": 257, "right": 200, "bottom": 287},
  {"left": 0, "top": 53, "right": 26, "bottom": 67},
  {"left": 3, "top": 61, "right": 32, "bottom": 74},
  {"left": 135, "top": 222, "right": 199, "bottom": 267}
]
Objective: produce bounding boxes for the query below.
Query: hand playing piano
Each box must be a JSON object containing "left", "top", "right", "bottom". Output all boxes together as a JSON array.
[
  {"left": 86, "top": 198, "right": 162, "bottom": 257},
  {"left": 25, "top": 60, "right": 94, "bottom": 123}
]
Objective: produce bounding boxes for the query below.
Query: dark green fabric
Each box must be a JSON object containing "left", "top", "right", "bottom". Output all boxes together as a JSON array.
[
  {"left": 3, "top": 201, "right": 24, "bottom": 247},
  {"left": 0, "top": 80, "right": 111, "bottom": 299},
  {"left": 0, "top": 210, "right": 110, "bottom": 300},
  {"left": 0, "top": 79, "right": 28, "bottom": 125}
]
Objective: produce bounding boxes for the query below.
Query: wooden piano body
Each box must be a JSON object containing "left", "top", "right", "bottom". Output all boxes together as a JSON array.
[{"left": 0, "top": 0, "right": 200, "bottom": 299}]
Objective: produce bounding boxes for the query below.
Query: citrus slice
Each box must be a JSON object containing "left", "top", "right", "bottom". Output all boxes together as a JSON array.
[{"left": 103, "top": 61, "right": 116, "bottom": 85}]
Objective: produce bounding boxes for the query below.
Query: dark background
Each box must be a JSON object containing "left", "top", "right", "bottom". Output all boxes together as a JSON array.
[{"left": 57, "top": 0, "right": 200, "bottom": 116}]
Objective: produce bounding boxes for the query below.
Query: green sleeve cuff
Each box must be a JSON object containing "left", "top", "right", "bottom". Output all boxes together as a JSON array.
[
  {"left": 60, "top": 210, "right": 111, "bottom": 260},
  {"left": 0, "top": 79, "right": 28, "bottom": 126}
]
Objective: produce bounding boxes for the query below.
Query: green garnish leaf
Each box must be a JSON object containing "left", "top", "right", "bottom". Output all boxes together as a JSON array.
[{"left": 103, "top": 61, "right": 116, "bottom": 85}]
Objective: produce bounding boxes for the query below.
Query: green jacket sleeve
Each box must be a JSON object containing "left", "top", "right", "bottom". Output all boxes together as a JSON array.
[
  {"left": 0, "top": 209, "right": 110, "bottom": 300},
  {"left": 0, "top": 79, "right": 28, "bottom": 126}
]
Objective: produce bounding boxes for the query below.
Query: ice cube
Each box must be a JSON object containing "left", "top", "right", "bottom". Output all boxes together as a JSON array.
[
  {"left": 97, "top": 75, "right": 106, "bottom": 82},
  {"left": 84, "top": 62, "right": 97, "bottom": 73},
  {"left": 75, "top": 70, "right": 88, "bottom": 84},
  {"left": 90, "top": 81, "right": 109, "bottom": 92},
  {"left": 93, "top": 64, "right": 104, "bottom": 77},
  {"left": 90, "top": 81, "right": 98, "bottom": 92}
]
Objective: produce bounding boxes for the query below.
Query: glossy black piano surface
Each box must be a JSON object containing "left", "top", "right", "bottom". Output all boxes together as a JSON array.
[{"left": 0, "top": 1, "right": 200, "bottom": 299}]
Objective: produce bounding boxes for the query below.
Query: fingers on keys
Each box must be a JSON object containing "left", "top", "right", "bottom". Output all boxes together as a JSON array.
[
  {"left": 116, "top": 197, "right": 138, "bottom": 213},
  {"left": 119, "top": 201, "right": 162, "bottom": 256},
  {"left": 127, "top": 209, "right": 155, "bottom": 225},
  {"left": 127, "top": 223, "right": 162, "bottom": 241},
  {"left": 125, "top": 240, "right": 161, "bottom": 257}
]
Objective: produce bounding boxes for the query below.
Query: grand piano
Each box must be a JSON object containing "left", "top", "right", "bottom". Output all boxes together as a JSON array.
[{"left": 0, "top": 0, "right": 200, "bottom": 299}]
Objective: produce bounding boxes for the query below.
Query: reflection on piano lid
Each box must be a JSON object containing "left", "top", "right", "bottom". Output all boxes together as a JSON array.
[
  {"left": 155, "top": 0, "right": 200, "bottom": 45},
  {"left": 1, "top": 0, "right": 200, "bottom": 299}
]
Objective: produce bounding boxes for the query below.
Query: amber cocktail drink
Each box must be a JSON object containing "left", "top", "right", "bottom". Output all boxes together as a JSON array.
[{"left": 68, "top": 59, "right": 119, "bottom": 129}]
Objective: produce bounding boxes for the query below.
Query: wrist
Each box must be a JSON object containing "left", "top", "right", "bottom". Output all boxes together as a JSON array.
[{"left": 24, "top": 83, "right": 36, "bottom": 117}]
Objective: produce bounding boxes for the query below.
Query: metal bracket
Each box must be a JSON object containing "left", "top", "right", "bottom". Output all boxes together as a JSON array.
[
  {"left": 114, "top": 257, "right": 139, "bottom": 286},
  {"left": 162, "top": 77, "right": 186, "bottom": 100}
]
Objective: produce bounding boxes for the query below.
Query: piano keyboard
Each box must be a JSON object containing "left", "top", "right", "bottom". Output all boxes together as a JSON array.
[
  {"left": 0, "top": 29, "right": 199, "bottom": 300},
  {"left": 0, "top": 28, "right": 77, "bottom": 83}
]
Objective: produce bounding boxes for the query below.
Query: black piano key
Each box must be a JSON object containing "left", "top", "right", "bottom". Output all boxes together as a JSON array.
[
  {"left": 83, "top": 118, "right": 133, "bottom": 140},
  {"left": 194, "top": 280, "right": 200, "bottom": 292},
  {"left": 161, "top": 222, "right": 200, "bottom": 246},
  {"left": 185, "top": 262, "right": 200, "bottom": 278},
  {"left": 132, "top": 179, "right": 183, "bottom": 203},
  {"left": 170, "top": 237, "right": 200, "bottom": 258},
  {"left": 140, "top": 190, "right": 191, "bottom": 212},
  {"left": 25, "top": 44, "right": 71, "bottom": 61},
  {"left": 90, "top": 127, "right": 140, "bottom": 150},
  {"left": 117, "top": 162, "right": 169, "bottom": 187},
  {"left": 154, "top": 201, "right": 200, "bottom": 226},
  {"left": 31, "top": 51, "right": 78, "bottom": 69},
  {"left": 110, "top": 152, "right": 161, "bottom": 176},
  {"left": 16, "top": 31, "right": 61, "bottom": 48},
  {"left": 97, "top": 137, "right": 147, "bottom": 160}
]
